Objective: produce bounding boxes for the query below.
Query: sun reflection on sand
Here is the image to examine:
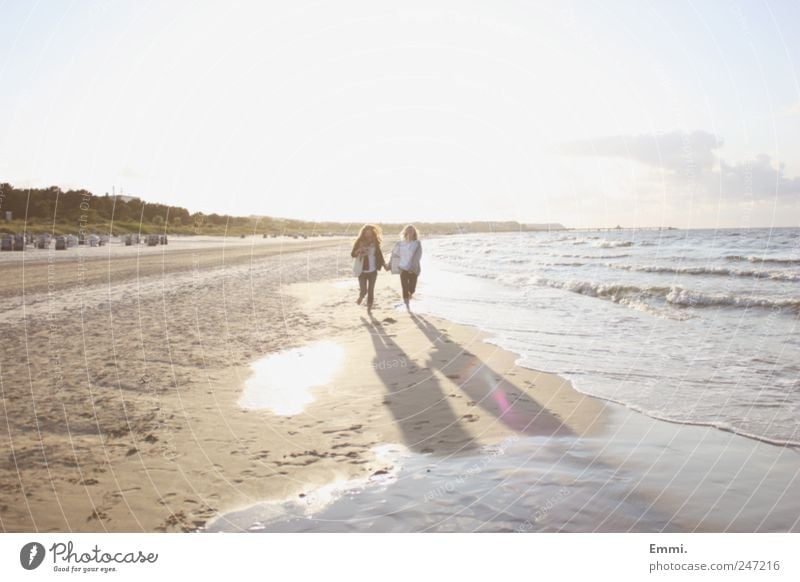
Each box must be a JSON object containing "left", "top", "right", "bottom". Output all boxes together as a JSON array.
[{"left": 238, "top": 341, "right": 344, "bottom": 415}]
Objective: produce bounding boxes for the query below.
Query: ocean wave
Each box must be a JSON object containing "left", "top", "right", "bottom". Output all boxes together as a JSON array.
[
  {"left": 592, "top": 240, "right": 634, "bottom": 248},
  {"left": 725, "top": 255, "right": 800, "bottom": 266},
  {"left": 499, "top": 257, "right": 530, "bottom": 265},
  {"left": 561, "top": 253, "right": 631, "bottom": 259},
  {"left": 663, "top": 288, "right": 800, "bottom": 309},
  {"left": 532, "top": 278, "right": 684, "bottom": 318},
  {"left": 554, "top": 236, "right": 613, "bottom": 245},
  {"left": 534, "top": 278, "right": 663, "bottom": 300},
  {"left": 534, "top": 277, "right": 800, "bottom": 312},
  {"left": 566, "top": 387, "right": 800, "bottom": 449},
  {"left": 607, "top": 263, "right": 800, "bottom": 281}
]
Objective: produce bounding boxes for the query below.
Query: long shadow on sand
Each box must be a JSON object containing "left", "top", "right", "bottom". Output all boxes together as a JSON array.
[
  {"left": 363, "top": 317, "right": 478, "bottom": 456},
  {"left": 410, "top": 314, "right": 572, "bottom": 438}
]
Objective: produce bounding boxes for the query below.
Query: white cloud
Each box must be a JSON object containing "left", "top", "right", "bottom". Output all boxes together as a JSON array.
[
  {"left": 556, "top": 130, "right": 800, "bottom": 202},
  {"left": 716, "top": 154, "right": 800, "bottom": 200},
  {"left": 556, "top": 130, "right": 721, "bottom": 174}
]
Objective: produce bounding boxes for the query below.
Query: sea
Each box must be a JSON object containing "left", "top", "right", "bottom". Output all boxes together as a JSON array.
[{"left": 415, "top": 227, "right": 800, "bottom": 447}]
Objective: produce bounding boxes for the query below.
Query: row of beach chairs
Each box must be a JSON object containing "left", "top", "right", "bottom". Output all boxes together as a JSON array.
[{"left": 0, "top": 232, "right": 161, "bottom": 251}]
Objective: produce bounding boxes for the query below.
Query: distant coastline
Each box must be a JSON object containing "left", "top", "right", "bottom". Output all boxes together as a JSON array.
[{"left": 0, "top": 182, "right": 564, "bottom": 237}]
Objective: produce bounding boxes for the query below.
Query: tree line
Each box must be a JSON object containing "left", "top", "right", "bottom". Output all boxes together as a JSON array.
[
  {"left": 0, "top": 182, "right": 564, "bottom": 236},
  {"left": 0, "top": 183, "right": 234, "bottom": 227}
]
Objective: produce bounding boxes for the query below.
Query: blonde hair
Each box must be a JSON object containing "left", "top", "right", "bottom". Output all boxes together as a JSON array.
[
  {"left": 355, "top": 224, "right": 383, "bottom": 246},
  {"left": 400, "top": 224, "right": 419, "bottom": 241}
]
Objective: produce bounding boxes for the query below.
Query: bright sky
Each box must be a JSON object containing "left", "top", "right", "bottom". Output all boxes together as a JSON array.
[{"left": 1, "top": 0, "right": 799, "bottom": 228}]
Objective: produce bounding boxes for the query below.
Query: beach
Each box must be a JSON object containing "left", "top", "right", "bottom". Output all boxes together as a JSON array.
[{"left": 1, "top": 235, "right": 799, "bottom": 532}]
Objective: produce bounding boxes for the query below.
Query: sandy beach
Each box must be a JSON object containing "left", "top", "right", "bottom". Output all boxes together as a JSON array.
[{"left": 1, "top": 237, "right": 798, "bottom": 532}]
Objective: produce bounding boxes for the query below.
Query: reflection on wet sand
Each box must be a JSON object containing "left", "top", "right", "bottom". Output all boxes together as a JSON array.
[{"left": 239, "top": 341, "right": 344, "bottom": 415}]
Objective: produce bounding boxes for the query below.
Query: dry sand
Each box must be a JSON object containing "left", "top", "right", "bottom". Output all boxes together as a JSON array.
[{"left": 0, "top": 238, "right": 607, "bottom": 532}]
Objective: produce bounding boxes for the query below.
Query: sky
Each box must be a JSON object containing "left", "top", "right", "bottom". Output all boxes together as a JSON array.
[{"left": 1, "top": 0, "right": 799, "bottom": 228}]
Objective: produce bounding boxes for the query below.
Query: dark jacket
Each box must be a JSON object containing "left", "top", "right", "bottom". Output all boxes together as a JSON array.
[{"left": 351, "top": 239, "right": 387, "bottom": 272}]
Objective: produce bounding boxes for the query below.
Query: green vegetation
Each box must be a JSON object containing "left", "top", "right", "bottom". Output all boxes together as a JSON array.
[{"left": 0, "top": 183, "right": 564, "bottom": 237}]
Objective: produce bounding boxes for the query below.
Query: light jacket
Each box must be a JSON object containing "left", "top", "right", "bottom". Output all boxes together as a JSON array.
[{"left": 390, "top": 240, "right": 422, "bottom": 275}]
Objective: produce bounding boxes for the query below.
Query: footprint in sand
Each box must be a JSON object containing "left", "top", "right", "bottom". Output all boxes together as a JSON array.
[
  {"left": 322, "top": 424, "right": 363, "bottom": 434},
  {"left": 87, "top": 509, "right": 108, "bottom": 522}
]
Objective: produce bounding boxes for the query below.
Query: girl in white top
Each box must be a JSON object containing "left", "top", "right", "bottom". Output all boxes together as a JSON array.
[{"left": 390, "top": 225, "right": 422, "bottom": 311}]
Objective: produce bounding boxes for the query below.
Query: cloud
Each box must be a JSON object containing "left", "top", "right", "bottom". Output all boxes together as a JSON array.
[
  {"left": 556, "top": 130, "right": 800, "bottom": 202},
  {"left": 556, "top": 130, "right": 721, "bottom": 174},
  {"left": 716, "top": 154, "right": 800, "bottom": 200}
]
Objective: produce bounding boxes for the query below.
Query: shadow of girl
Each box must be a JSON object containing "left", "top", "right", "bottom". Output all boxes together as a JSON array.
[
  {"left": 410, "top": 314, "right": 571, "bottom": 438},
  {"left": 362, "top": 317, "right": 479, "bottom": 456}
]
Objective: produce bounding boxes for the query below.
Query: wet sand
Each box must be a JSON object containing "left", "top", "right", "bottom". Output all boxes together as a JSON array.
[{"left": 209, "top": 278, "right": 800, "bottom": 533}]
